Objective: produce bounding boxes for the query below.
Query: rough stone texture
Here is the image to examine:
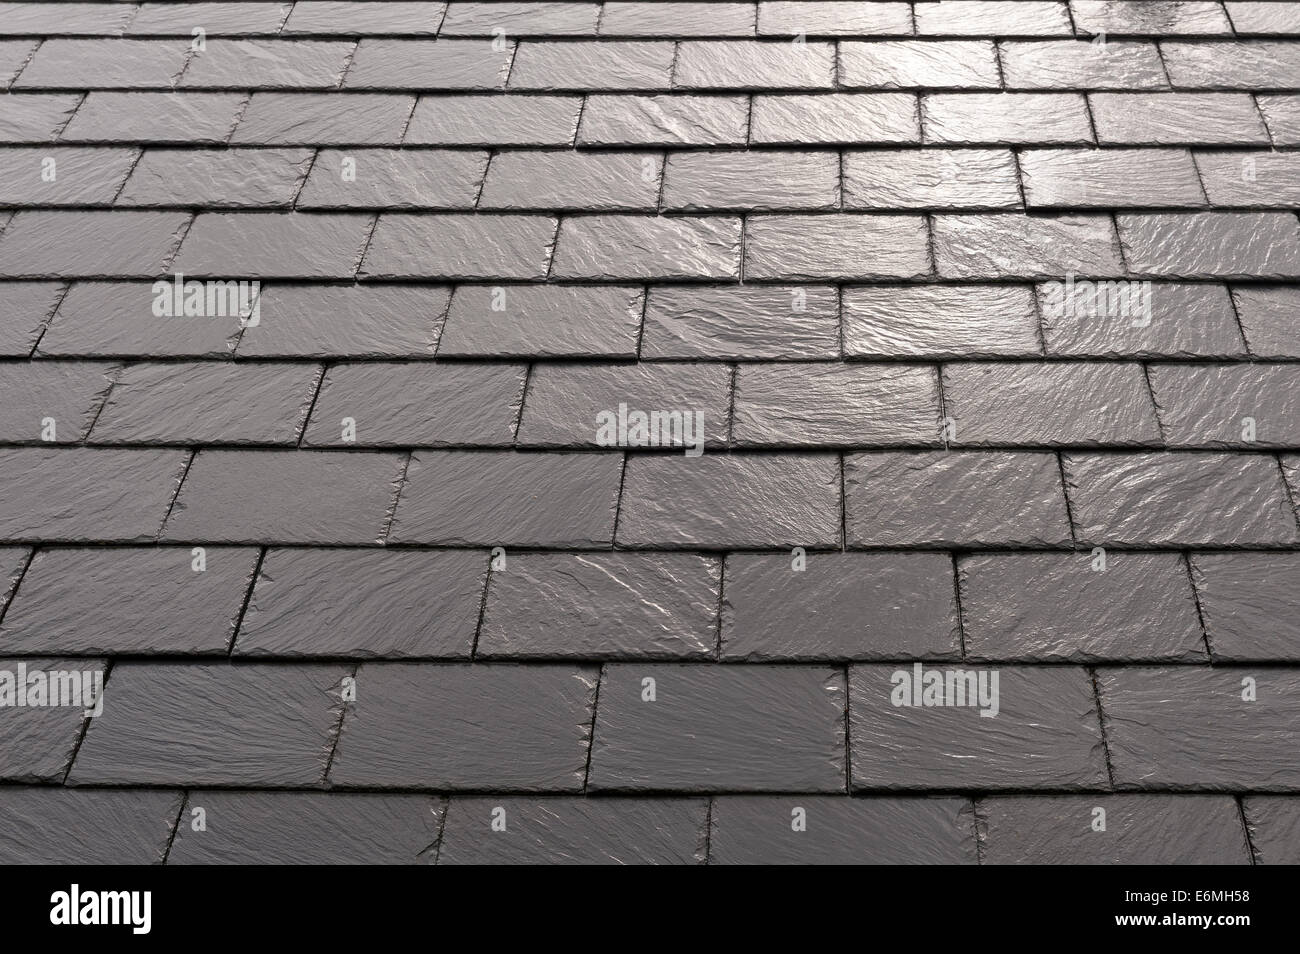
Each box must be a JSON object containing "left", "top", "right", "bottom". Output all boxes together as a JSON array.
[
  {"left": 0, "top": 789, "right": 181, "bottom": 864},
  {"left": 1190, "top": 553, "right": 1300, "bottom": 661}
]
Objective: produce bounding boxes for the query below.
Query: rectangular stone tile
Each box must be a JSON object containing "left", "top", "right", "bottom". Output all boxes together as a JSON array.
[
  {"left": 0, "top": 40, "right": 36, "bottom": 88},
  {"left": 924, "top": 93, "right": 1092, "bottom": 144},
  {"left": 439, "top": 797, "right": 705, "bottom": 864},
  {"left": 1099, "top": 667, "right": 1300, "bottom": 790},
  {"left": 0, "top": 210, "right": 188, "bottom": 278},
  {"left": 297, "top": 148, "right": 488, "bottom": 210},
  {"left": 1232, "top": 287, "right": 1300, "bottom": 357},
  {"left": 361, "top": 214, "right": 556, "bottom": 279},
  {"left": 661, "top": 151, "right": 839, "bottom": 211},
  {"left": 235, "top": 549, "right": 485, "bottom": 659},
  {"left": 439, "top": 2, "right": 600, "bottom": 36},
  {"left": 749, "top": 93, "right": 918, "bottom": 143},
  {"left": 15, "top": 39, "right": 187, "bottom": 89},
  {"left": 840, "top": 40, "right": 999, "bottom": 88},
  {"left": 733, "top": 363, "right": 939, "bottom": 447},
  {"left": 915, "top": 1, "right": 1073, "bottom": 35},
  {"left": 551, "top": 215, "right": 739, "bottom": 280},
  {"left": 0, "top": 3, "right": 135, "bottom": 35},
  {"left": 231, "top": 92, "right": 415, "bottom": 145},
  {"left": 746, "top": 214, "right": 930, "bottom": 280},
  {"left": 0, "top": 448, "right": 185, "bottom": 542},
  {"left": 851, "top": 664, "right": 1106, "bottom": 789},
  {"left": 932, "top": 213, "right": 1123, "bottom": 278},
  {"left": 0, "top": 657, "right": 105, "bottom": 781},
  {"left": 329, "top": 663, "right": 597, "bottom": 790},
  {"left": 943, "top": 362, "right": 1161, "bottom": 447},
  {"left": 1228, "top": 2, "right": 1300, "bottom": 33},
  {"left": 1150, "top": 364, "right": 1300, "bottom": 448},
  {"left": 721, "top": 552, "right": 960, "bottom": 661},
  {"left": 588, "top": 664, "right": 846, "bottom": 792},
  {"left": 1163, "top": 41, "right": 1300, "bottom": 89},
  {"left": 0, "top": 93, "right": 81, "bottom": 142},
  {"left": 437, "top": 284, "right": 641, "bottom": 358},
  {"left": 600, "top": 2, "right": 756, "bottom": 36},
  {"left": 1041, "top": 282, "right": 1245, "bottom": 358},
  {"left": 674, "top": 40, "right": 835, "bottom": 89},
  {"left": 509, "top": 40, "right": 673, "bottom": 90},
  {"left": 181, "top": 39, "right": 354, "bottom": 89},
  {"left": 960, "top": 552, "right": 1205, "bottom": 663},
  {"left": 0, "top": 548, "right": 26, "bottom": 616},
  {"left": 169, "top": 791, "right": 441, "bottom": 864},
  {"left": 1245, "top": 796, "right": 1300, "bottom": 864},
  {"left": 844, "top": 149, "right": 1019, "bottom": 210},
  {"left": 999, "top": 40, "right": 1168, "bottom": 89},
  {"left": 759, "top": 2, "right": 910, "bottom": 35},
  {"left": 1063, "top": 451, "right": 1300, "bottom": 546},
  {"left": 0, "top": 282, "right": 62, "bottom": 356},
  {"left": 710, "top": 796, "right": 975, "bottom": 864},
  {"left": 70, "top": 662, "right": 348, "bottom": 786},
  {"left": 1021, "top": 149, "right": 1205, "bottom": 208},
  {"left": 844, "top": 452, "right": 1072, "bottom": 546},
  {"left": 617, "top": 454, "right": 841, "bottom": 548},
  {"left": 1072, "top": 0, "right": 1232, "bottom": 34},
  {"left": 517, "top": 362, "right": 730, "bottom": 449},
  {"left": 172, "top": 212, "right": 374, "bottom": 279},
  {"left": 162, "top": 449, "right": 405, "bottom": 544},
  {"left": 0, "top": 546, "right": 258, "bottom": 655},
  {"left": 1091, "top": 93, "right": 1269, "bottom": 145},
  {"left": 1260, "top": 95, "right": 1300, "bottom": 144},
  {"left": 0, "top": 147, "right": 138, "bottom": 205},
  {"left": 388, "top": 451, "right": 622, "bottom": 546},
  {"left": 1191, "top": 552, "right": 1300, "bottom": 661},
  {"left": 60, "top": 91, "right": 244, "bottom": 144},
  {"left": 407, "top": 94, "right": 581, "bottom": 145},
  {"left": 1197, "top": 151, "right": 1300, "bottom": 206},
  {"left": 981, "top": 795, "right": 1249, "bottom": 864},
  {"left": 578, "top": 94, "right": 748, "bottom": 146},
  {"left": 129, "top": 3, "right": 293, "bottom": 35},
  {"left": 1118, "top": 212, "right": 1300, "bottom": 279},
  {"left": 0, "top": 361, "right": 116, "bottom": 443},
  {"left": 346, "top": 38, "right": 511, "bottom": 89},
  {"left": 843, "top": 285, "right": 1042, "bottom": 358},
  {"left": 0, "top": 789, "right": 180, "bottom": 864},
  {"left": 642, "top": 285, "right": 839, "bottom": 360},
  {"left": 281, "top": 1, "right": 447, "bottom": 34},
  {"left": 118, "top": 148, "right": 314, "bottom": 208},
  {"left": 479, "top": 151, "right": 660, "bottom": 211},
  {"left": 478, "top": 552, "right": 719, "bottom": 660}
]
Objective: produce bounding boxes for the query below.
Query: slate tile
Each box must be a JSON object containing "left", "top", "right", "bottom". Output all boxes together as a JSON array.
[
  {"left": 588, "top": 664, "right": 846, "bottom": 792},
  {"left": 360, "top": 213, "right": 556, "bottom": 279},
  {"left": 388, "top": 451, "right": 622, "bottom": 546},
  {"left": 758, "top": 2, "right": 911, "bottom": 35},
  {"left": 0, "top": 93, "right": 81, "bottom": 142},
  {"left": 914, "top": 1, "right": 1073, "bottom": 36},
  {"left": 942, "top": 362, "right": 1162, "bottom": 447},
  {"left": 1072, "top": 0, "right": 1232, "bottom": 35},
  {"left": 0, "top": 360, "right": 116, "bottom": 443},
  {"left": 0, "top": 282, "right": 63, "bottom": 356},
  {"left": 599, "top": 2, "right": 756, "bottom": 37},
  {"left": 281, "top": 1, "right": 448, "bottom": 34},
  {"left": 745, "top": 214, "right": 930, "bottom": 280},
  {"left": 998, "top": 40, "right": 1168, "bottom": 90},
  {"left": 959, "top": 552, "right": 1205, "bottom": 663},
  {"left": 1041, "top": 282, "right": 1245, "bottom": 358},
  {"left": 749, "top": 93, "right": 918, "bottom": 144},
  {"left": 479, "top": 151, "right": 660, "bottom": 211},
  {"left": 923, "top": 93, "right": 1093, "bottom": 144},
  {"left": 0, "top": 656, "right": 104, "bottom": 781},
  {"left": 1118, "top": 212, "right": 1300, "bottom": 279},
  {"left": 844, "top": 149, "right": 1019, "bottom": 210},
  {"left": 0, "top": 547, "right": 26, "bottom": 615},
  {"left": 509, "top": 40, "right": 674, "bottom": 90},
  {"left": 1098, "top": 667, "right": 1300, "bottom": 790},
  {"left": 437, "top": 284, "right": 641, "bottom": 358},
  {"left": 551, "top": 215, "right": 740, "bottom": 280},
  {"left": 720, "top": 552, "right": 960, "bottom": 661},
  {"left": 1228, "top": 2, "right": 1300, "bottom": 34},
  {"left": 843, "top": 285, "right": 1042, "bottom": 358},
  {"left": 60, "top": 91, "right": 244, "bottom": 144},
  {"left": 1191, "top": 552, "right": 1300, "bottom": 661},
  {"left": 1197, "top": 151, "right": 1300, "bottom": 206},
  {"left": 90, "top": 361, "right": 320, "bottom": 445},
  {"left": 118, "top": 148, "right": 314, "bottom": 208},
  {"left": 0, "top": 40, "right": 36, "bottom": 88},
  {"left": 1091, "top": 93, "right": 1269, "bottom": 145},
  {"left": 329, "top": 663, "right": 597, "bottom": 790},
  {"left": 617, "top": 454, "right": 842, "bottom": 548},
  {"left": 0, "top": 146, "right": 138, "bottom": 205},
  {"left": 981, "top": 795, "right": 1249, "bottom": 864},
  {"left": 932, "top": 214, "right": 1122, "bottom": 279},
  {"left": 439, "top": 2, "right": 600, "bottom": 36},
  {"left": 15, "top": 39, "right": 188, "bottom": 89},
  {"left": 0, "top": 210, "right": 188, "bottom": 278},
  {"left": 163, "top": 449, "right": 405, "bottom": 544},
  {"left": 641, "top": 284, "right": 839, "bottom": 360},
  {"left": 181, "top": 40, "right": 354, "bottom": 89},
  {"left": 304, "top": 362, "right": 524, "bottom": 447},
  {"left": 1150, "top": 364, "right": 1300, "bottom": 448},
  {"left": 1257, "top": 95, "right": 1300, "bottom": 143},
  {"left": 169, "top": 791, "right": 442, "bottom": 864},
  {"left": 578, "top": 94, "right": 748, "bottom": 146},
  {"left": 0, "top": 448, "right": 185, "bottom": 542},
  {"left": 1163, "top": 41, "right": 1300, "bottom": 89},
  {"left": 406, "top": 94, "right": 581, "bottom": 145},
  {"left": 129, "top": 3, "right": 294, "bottom": 35},
  {"left": 674, "top": 40, "right": 835, "bottom": 89},
  {"left": 238, "top": 284, "right": 450, "bottom": 358},
  {"left": 231, "top": 92, "right": 415, "bottom": 145},
  {"left": 438, "top": 797, "right": 705, "bottom": 864},
  {"left": 235, "top": 549, "right": 485, "bottom": 659},
  {"left": 0, "top": 546, "right": 258, "bottom": 655},
  {"left": 517, "top": 362, "right": 730, "bottom": 449},
  {"left": 346, "top": 39, "right": 513, "bottom": 90},
  {"left": 1063, "top": 451, "right": 1300, "bottom": 546},
  {"left": 1245, "top": 796, "right": 1300, "bottom": 864},
  {"left": 477, "top": 552, "right": 719, "bottom": 660},
  {"left": 662, "top": 151, "right": 837, "bottom": 211},
  {"left": 1020, "top": 149, "right": 1205, "bottom": 208},
  {"left": 733, "top": 363, "right": 940, "bottom": 447},
  {"left": 710, "top": 796, "right": 975, "bottom": 864},
  {"left": 0, "top": 2, "right": 135, "bottom": 35},
  {"left": 839, "top": 40, "right": 999, "bottom": 88},
  {"left": 1232, "top": 286, "right": 1300, "bottom": 358},
  {"left": 0, "top": 789, "right": 180, "bottom": 865},
  {"left": 173, "top": 212, "right": 373, "bottom": 278},
  {"left": 298, "top": 148, "right": 487, "bottom": 210},
  {"left": 849, "top": 665, "right": 1108, "bottom": 790},
  {"left": 844, "top": 452, "right": 1072, "bottom": 547},
  {"left": 70, "top": 662, "right": 349, "bottom": 786}
]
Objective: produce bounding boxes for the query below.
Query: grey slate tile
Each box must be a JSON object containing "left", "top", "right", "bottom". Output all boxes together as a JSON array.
[
  {"left": 1118, "top": 212, "right": 1300, "bottom": 279},
  {"left": 129, "top": 3, "right": 293, "bottom": 36},
  {"left": 915, "top": 1, "right": 1073, "bottom": 36},
  {"left": 235, "top": 548, "right": 485, "bottom": 659},
  {"left": 959, "top": 552, "right": 1205, "bottom": 663},
  {"left": 674, "top": 40, "right": 835, "bottom": 89},
  {"left": 0, "top": 210, "right": 189, "bottom": 278},
  {"left": 15, "top": 39, "right": 188, "bottom": 89},
  {"left": 172, "top": 212, "right": 374, "bottom": 279},
  {"left": 60, "top": 91, "right": 244, "bottom": 144},
  {"left": 0, "top": 40, "right": 37, "bottom": 87},
  {"left": 181, "top": 40, "right": 354, "bottom": 89},
  {"left": 745, "top": 214, "right": 930, "bottom": 280},
  {"left": 1232, "top": 287, "right": 1300, "bottom": 358},
  {"left": 70, "top": 662, "right": 349, "bottom": 786},
  {"left": 0, "top": 282, "right": 63, "bottom": 356},
  {"left": 551, "top": 215, "right": 740, "bottom": 280},
  {"left": 1191, "top": 552, "right": 1300, "bottom": 661},
  {"left": 1245, "top": 796, "right": 1300, "bottom": 863},
  {"left": 0, "top": 360, "right": 116, "bottom": 443},
  {"left": 162, "top": 449, "right": 405, "bottom": 544},
  {"left": 587, "top": 664, "right": 847, "bottom": 792},
  {"left": 923, "top": 93, "right": 1093, "bottom": 144},
  {"left": 844, "top": 149, "right": 1020, "bottom": 210},
  {"left": 599, "top": 2, "right": 756, "bottom": 37},
  {"left": 0, "top": 546, "right": 258, "bottom": 655},
  {"left": 0, "top": 146, "right": 138, "bottom": 205},
  {"left": 328, "top": 663, "right": 597, "bottom": 790},
  {"left": 117, "top": 148, "right": 314, "bottom": 208},
  {"left": 0, "top": 788, "right": 180, "bottom": 864},
  {"left": 749, "top": 93, "right": 918, "bottom": 143},
  {"left": 843, "top": 285, "right": 1042, "bottom": 358},
  {"left": 1020, "top": 149, "right": 1205, "bottom": 208},
  {"left": 388, "top": 451, "right": 622, "bottom": 546},
  {"left": 661, "top": 151, "right": 838, "bottom": 211},
  {"left": 1150, "top": 363, "right": 1300, "bottom": 448},
  {"left": 839, "top": 40, "right": 999, "bottom": 88},
  {"left": 1072, "top": 0, "right": 1232, "bottom": 35},
  {"left": 360, "top": 213, "right": 557, "bottom": 279},
  {"left": 1227, "top": 2, "right": 1300, "bottom": 34},
  {"left": 438, "top": 2, "right": 600, "bottom": 36},
  {"left": 849, "top": 664, "right": 1108, "bottom": 790},
  {"left": 345, "top": 38, "right": 513, "bottom": 90},
  {"left": 998, "top": 40, "right": 1168, "bottom": 90},
  {"left": 0, "top": 656, "right": 105, "bottom": 781},
  {"left": 406, "top": 94, "right": 581, "bottom": 145},
  {"left": 1259, "top": 95, "right": 1300, "bottom": 143},
  {"left": 932, "top": 213, "right": 1123, "bottom": 279},
  {"left": 281, "top": 1, "right": 448, "bottom": 34},
  {"left": 0, "top": 547, "right": 26, "bottom": 616},
  {"left": 1163, "top": 41, "right": 1300, "bottom": 89},
  {"left": 0, "top": 2, "right": 135, "bottom": 36},
  {"left": 231, "top": 92, "right": 415, "bottom": 145},
  {"left": 641, "top": 284, "right": 840, "bottom": 360},
  {"left": 478, "top": 151, "right": 660, "bottom": 211},
  {"left": 0, "top": 93, "right": 81, "bottom": 142},
  {"left": 578, "top": 93, "right": 748, "bottom": 146},
  {"left": 508, "top": 40, "right": 674, "bottom": 90},
  {"left": 1196, "top": 151, "right": 1300, "bottom": 207},
  {"left": 844, "top": 452, "right": 1072, "bottom": 547},
  {"left": 477, "top": 552, "right": 719, "bottom": 660},
  {"left": 720, "top": 552, "right": 960, "bottom": 661},
  {"left": 1090, "top": 93, "right": 1270, "bottom": 145},
  {"left": 437, "top": 284, "right": 642, "bottom": 358},
  {"left": 758, "top": 2, "right": 910, "bottom": 36}
]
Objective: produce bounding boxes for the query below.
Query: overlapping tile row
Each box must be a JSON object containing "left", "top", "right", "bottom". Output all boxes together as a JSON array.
[{"left": 1, "top": 1, "right": 1299, "bottom": 865}]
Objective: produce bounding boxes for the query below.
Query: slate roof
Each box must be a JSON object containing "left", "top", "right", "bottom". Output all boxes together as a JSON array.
[{"left": 0, "top": 0, "right": 1299, "bottom": 865}]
